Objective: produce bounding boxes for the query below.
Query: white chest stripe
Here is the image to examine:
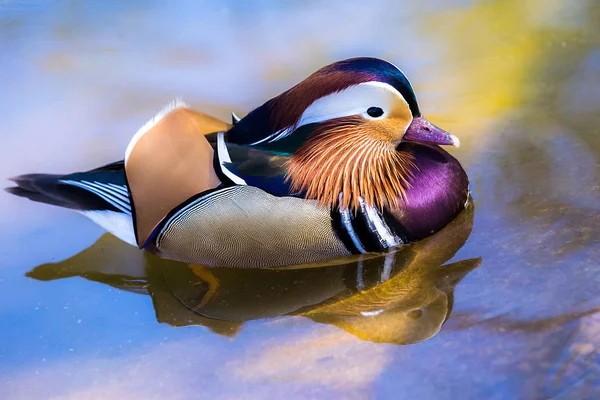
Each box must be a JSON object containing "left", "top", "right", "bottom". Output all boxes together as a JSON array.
[
  {"left": 339, "top": 194, "right": 366, "bottom": 254},
  {"left": 358, "top": 197, "right": 401, "bottom": 248}
]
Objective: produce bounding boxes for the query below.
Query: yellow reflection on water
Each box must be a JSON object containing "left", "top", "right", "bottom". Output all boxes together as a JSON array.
[
  {"left": 27, "top": 201, "right": 478, "bottom": 346},
  {"left": 2, "top": 0, "right": 600, "bottom": 398}
]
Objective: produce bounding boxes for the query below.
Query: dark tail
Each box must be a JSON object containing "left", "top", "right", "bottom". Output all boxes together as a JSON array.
[
  {"left": 6, "top": 161, "right": 127, "bottom": 212},
  {"left": 6, "top": 174, "right": 76, "bottom": 208}
]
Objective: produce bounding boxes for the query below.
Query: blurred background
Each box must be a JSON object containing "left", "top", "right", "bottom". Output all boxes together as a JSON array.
[{"left": 1, "top": 0, "right": 600, "bottom": 399}]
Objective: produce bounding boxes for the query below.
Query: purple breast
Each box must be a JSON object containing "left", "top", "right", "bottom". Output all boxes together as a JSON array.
[{"left": 385, "top": 143, "right": 469, "bottom": 242}]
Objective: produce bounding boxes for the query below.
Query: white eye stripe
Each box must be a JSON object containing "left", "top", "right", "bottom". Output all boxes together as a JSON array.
[
  {"left": 248, "top": 81, "right": 410, "bottom": 147},
  {"left": 296, "top": 81, "right": 407, "bottom": 127},
  {"left": 250, "top": 82, "right": 409, "bottom": 146}
]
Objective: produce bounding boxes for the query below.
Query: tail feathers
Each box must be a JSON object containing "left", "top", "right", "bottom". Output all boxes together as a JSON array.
[
  {"left": 9, "top": 173, "right": 61, "bottom": 191},
  {"left": 7, "top": 173, "right": 105, "bottom": 211},
  {"left": 7, "top": 174, "right": 75, "bottom": 208},
  {"left": 6, "top": 178, "right": 73, "bottom": 208},
  {"left": 6, "top": 161, "right": 128, "bottom": 213},
  {"left": 7, "top": 162, "right": 137, "bottom": 246}
]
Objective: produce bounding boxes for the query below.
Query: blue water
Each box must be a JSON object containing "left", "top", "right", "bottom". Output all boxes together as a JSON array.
[{"left": 1, "top": 1, "right": 600, "bottom": 399}]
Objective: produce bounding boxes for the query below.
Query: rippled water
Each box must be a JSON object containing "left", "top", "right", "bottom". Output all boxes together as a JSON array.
[{"left": 1, "top": 1, "right": 600, "bottom": 399}]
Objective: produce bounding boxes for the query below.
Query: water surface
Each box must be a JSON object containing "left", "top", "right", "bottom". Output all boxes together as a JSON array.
[{"left": 1, "top": 1, "right": 600, "bottom": 399}]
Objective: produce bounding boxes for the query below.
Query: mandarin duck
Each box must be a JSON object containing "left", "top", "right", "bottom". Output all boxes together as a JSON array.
[{"left": 7, "top": 57, "right": 469, "bottom": 268}]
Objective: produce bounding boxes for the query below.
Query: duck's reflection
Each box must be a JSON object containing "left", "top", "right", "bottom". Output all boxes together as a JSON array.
[{"left": 27, "top": 202, "right": 479, "bottom": 345}]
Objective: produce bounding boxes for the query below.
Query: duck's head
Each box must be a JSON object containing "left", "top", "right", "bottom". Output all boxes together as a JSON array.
[{"left": 226, "top": 57, "right": 460, "bottom": 211}]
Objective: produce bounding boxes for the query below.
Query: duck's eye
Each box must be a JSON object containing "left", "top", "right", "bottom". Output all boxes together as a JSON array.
[{"left": 367, "top": 107, "right": 384, "bottom": 118}]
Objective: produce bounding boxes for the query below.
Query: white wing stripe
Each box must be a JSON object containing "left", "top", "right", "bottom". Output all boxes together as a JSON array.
[
  {"left": 107, "top": 182, "right": 130, "bottom": 196},
  {"left": 89, "top": 181, "right": 130, "bottom": 204},
  {"left": 79, "top": 182, "right": 131, "bottom": 214},
  {"left": 217, "top": 132, "right": 247, "bottom": 185},
  {"left": 267, "top": 127, "right": 292, "bottom": 143},
  {"left": 60, "top": 180, "right": 131, "bottom": 215},
  {"left": 82, "top": 181, "right": 131, "bottom": 211},
  {"left": 248, "top": 131, "right": 279, "bottom": 146}
]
